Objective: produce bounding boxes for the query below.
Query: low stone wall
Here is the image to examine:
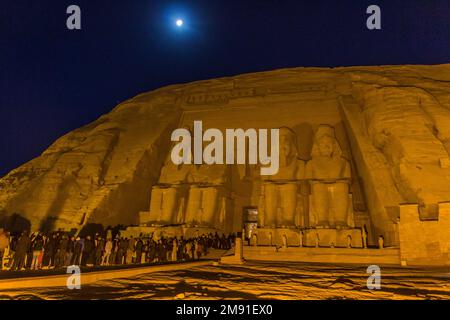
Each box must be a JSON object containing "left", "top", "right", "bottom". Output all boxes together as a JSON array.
[
  {"left": 253, "top": 227, "right": 363, "bottom": 248},
  {"left": 243, "top": 246, "right": 400, "bottom": 265},
  {"left": 399, "top": 203, "right": 450, "bottom": 266}
]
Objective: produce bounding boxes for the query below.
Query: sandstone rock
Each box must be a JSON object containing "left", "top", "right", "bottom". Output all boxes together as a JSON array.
[{"left": 0, "top": 64, "right": 449, "bottom": 266}]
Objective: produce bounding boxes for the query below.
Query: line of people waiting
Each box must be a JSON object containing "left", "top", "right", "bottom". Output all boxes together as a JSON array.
[{"left": 0, "top": 227, "right": 235, "bottom": 271}]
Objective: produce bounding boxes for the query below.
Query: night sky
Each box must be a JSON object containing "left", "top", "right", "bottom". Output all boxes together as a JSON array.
[{"left": 1, "top": 0, "right": 449, "bottom": 177}]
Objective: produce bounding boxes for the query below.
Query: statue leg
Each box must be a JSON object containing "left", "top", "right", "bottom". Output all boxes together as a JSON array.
[
  {"left": 279, "top": 183, "right": 297, "bottom": 227},
  {"left": 160, "top": 187, "right": 178, "bottom": 224},
  {"left": 263, "top": 184, "right": 278, "bottom": 227},
  {"left": 200, "top": 187, "right": 219, "bottom": 228},
  {"left": 312, "top": 183, "right": 329, "bottom": 227},
  {"left": 185, "top": 185, "right": 201, "bottom": 225},
  {"left": 149, "top": 186, "right": 163, "bottom": 222},
  {"left": 331, "top": 182, "right": 349, "bottom": 228}
]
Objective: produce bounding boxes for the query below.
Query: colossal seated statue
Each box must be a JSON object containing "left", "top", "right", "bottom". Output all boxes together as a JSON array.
[
  {"left": 353, "top": 84, "right": 450, "bottom": 219},
  {"left": 184, "top": 164, "right": 230, "bottom": 229},
  {"left": 147, "top": 159, "right": 193, "bottom": 225},
  {"left": 305, "top": 125, "right": 352, "bottom": 228},
  {"left": 260, "top": 127, "right": 305, "bottom": 228}
]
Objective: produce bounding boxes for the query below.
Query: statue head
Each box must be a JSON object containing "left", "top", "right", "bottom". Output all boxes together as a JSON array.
[
  {"left": 311, "top": 125, "right": 342, "bottom": 158},
  {"left": 279, "top": 127, "right": 298, "bottom": 161}
]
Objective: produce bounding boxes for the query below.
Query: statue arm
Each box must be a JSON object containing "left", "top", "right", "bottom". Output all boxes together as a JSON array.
[
  {"left": 296, "top": 160, "right": 306, "bottom": 180},
  {"left": 342, "top": 159, "right": 351, "bottom": 179},
  {"left": 304, "top": 161, "right": 313, "bottom": 180}
]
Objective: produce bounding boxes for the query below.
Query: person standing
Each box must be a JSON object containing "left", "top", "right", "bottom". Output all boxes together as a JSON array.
[
  {"left": 43, "top": 234, "right": 57, "bottom": 268},
  {"left": 0, "top": 228, "right": 9, "bottom": 269},
  {"left": 142, "top": 239, "right": 150, "bottom": 263},
  {"left": 12, "top": 232, "right": 31, "bottom": 271},
  {"left": 195, "top": 240, "right": 202, "bottom": 260},
  {"left": 135, "top": 238, "right": 143, "bottom": 264},
  {"left": 171, "top": 238, "right": 178, "bottom": 262},
  {"left": 72, "top": 237, "right": 83, "bottom": 265},
  {"left": 102, "top": 238, "right": 113, "bottom": 266},
  {"left": 190, "top": 240, "right": 195, "bottom": 260},
  {"left": 56, "top": 235, "right": 68, "bottom": 268},
  {"left": 117, "top": 238, "right": 127, "bottom": 265},
  {"left": 378, "top": 235, "right": 384, "bottom": 249},
  {"left": 31, "top": 233, "right": 44, "bottom": 270},
  {"left": 177, "top": 240, "right": 184, "bottom": 262},
  {"left": 82, "top": 236, "right": 94, "bottom": 266},
  {"left": 126, "top": 237, "right": 135, "bottom": 264},
  {"left": 95, "top": 237, "right": 104, "bottom": 266},
  {"left": 185, "top": 241, "right": 192, "bottom": 260},
  {"left": 127, "top": 236, "right": 136, "bottom": 264},
  {"left": 7, "top": 234, "right": 18, "bottom": 269},
  {"left": 65, "top": 236, "right": 75, "bottom": 266},
  {"left": 148, "top": 240, "right": 156, "bottom": 263},
  {"left": 110, "top": 238, "right": 119, "bottom": 265},
  {"left": 25, "top": 233, "right": 35, "bottom": 269}
]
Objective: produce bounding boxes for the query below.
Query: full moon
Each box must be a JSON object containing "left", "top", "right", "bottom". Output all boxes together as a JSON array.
[{"left": 176, "top": 19, "right": 183, "bottom": 27}]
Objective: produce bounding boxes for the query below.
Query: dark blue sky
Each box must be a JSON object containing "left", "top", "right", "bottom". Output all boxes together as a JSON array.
[{"left": 1, "top": 0, "right": 449, "bottom": 176}]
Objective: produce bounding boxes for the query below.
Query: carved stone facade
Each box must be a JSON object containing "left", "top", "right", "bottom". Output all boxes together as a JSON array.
[{"left": 1, "top": 64, "right": 450, "bottom": 265}]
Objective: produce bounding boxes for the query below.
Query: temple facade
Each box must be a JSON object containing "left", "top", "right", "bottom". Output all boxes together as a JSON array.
[{"left": 1, "top": 65, "right": 450, "bottom": 266}]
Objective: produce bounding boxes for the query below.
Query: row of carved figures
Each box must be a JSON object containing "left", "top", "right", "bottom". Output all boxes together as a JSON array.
[{"left": 144, "top": 124, "right": 354, "bottom": 229}]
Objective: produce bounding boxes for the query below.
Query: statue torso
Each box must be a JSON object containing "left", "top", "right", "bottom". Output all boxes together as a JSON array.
[{"left": 306, "top": 157, "right": 350, "bottom": 181}]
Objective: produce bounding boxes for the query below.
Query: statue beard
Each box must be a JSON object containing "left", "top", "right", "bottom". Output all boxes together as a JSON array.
[{"left": 280, "top": 152, "right": 292, "bottom": 167}]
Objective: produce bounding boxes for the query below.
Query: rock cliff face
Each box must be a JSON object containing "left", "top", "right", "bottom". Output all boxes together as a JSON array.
[
  {"left": 0, "top": 89, "right": 184, "bottom": 231},
  {"left": 1, "top": 64, "right": 450, "bottom": 263}
]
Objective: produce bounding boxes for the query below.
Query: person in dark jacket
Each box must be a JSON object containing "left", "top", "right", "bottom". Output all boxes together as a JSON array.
[
  {"left": 110, "top": 238, "right": 119, "bottom": 265},
  {"left": 160, "top": 240, "right": 168, "bottom": 262},
  {"left": 31, "top": 234, "right": 44, "bottom": 270},
  {"left": 118, "top": 238, "right": 129, "bottom": 264},
  {"left": 135, "top": 238, "right": 143, "bottom": 264},
  {"left": 72, "top": 237, "right": 83, "bottom": 266},
  {"left": 94, "top": 237, "right": 104, "bottom": 266},
  {"left": 25, "top": 234, "right": 34, "bottom": 269},
  {"left": 55, "top": 235, "right": 68, "bottom": 268},
  {"left": 81, "top": 235, "right": 94, "bottom": 266},
  {"left": 43, "top": 234, "right": 57, "bottom": 268},
  {"left": 190, "top": 241, "right": 195, "bottom": 261},
  {"left": 147, "top": 240, "right": 156, "bottom": 263},
  {"left": 12, "top": 232, "right": 31, "bottom": 271},
  {"left": 65, "top": 236, "right": 75, "bottom": 266},
  {"left": 177, "top": 240, "right": 184, "bottom": 262}
]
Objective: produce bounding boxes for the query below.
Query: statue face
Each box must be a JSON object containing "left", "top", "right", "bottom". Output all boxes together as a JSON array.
[
  {"left": 279, "top": 129, "right": 295, "bottom": 159},
  {"left": 317, "top": 137, "right": 334, "bottom": 157}
]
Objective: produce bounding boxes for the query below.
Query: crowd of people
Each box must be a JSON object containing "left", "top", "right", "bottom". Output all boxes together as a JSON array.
[{"left": 0, "top": 227, "right": 235, "bottom": 271}]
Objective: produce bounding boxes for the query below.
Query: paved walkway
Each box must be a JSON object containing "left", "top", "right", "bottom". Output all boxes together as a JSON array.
[{"left": 1, "top": 260, "right": 449, "bottom": 300}]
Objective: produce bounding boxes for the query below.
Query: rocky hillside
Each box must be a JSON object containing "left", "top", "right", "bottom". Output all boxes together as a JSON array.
[{"left": 1, "top": 64, "right": 449, "bottom": 232}]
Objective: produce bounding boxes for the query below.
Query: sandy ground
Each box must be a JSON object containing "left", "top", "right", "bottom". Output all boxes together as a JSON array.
[{"left": 0, "top": 261, "right": 449, "bottom": 300}]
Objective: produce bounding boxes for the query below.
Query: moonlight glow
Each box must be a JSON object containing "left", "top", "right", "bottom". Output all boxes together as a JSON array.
[{"left": 176, "top": 19, "right": 183, "bottom": 27}]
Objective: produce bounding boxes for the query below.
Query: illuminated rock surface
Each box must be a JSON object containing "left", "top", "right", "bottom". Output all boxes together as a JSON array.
[
  {"left": 1, "top": 64, "right": 450, "bottom": 265},
  {"left": 0, "top": 261, "right": 449, "bottom": 300}
]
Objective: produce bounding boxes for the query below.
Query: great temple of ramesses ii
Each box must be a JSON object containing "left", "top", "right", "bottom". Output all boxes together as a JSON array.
[{"left": 1, "top": 64, "right": 450, "bottom": 266}]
